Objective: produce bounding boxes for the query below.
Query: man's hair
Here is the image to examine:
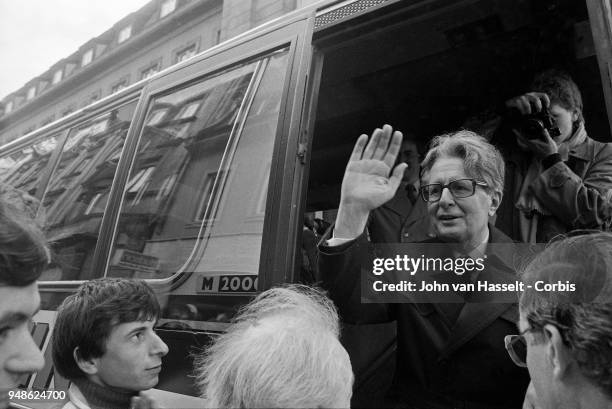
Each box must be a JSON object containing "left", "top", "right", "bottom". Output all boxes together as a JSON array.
[
  {"left": 52, "top": 278, "right": 160, "bottom": 380},
  {"left": 195, "top": 284, "right": 354, "bottom": 408},
  {"left": 531, "top": 69, "right": 584, "bottom": 125},
  {"left": 519, "top": 232, "right": 612, "bottom": 399},
  {"left": 0, "top": 201, "right": 49, "bottom": 287},
  {"left": 420, "top": 129, "right": 505, "bottom": 195}
]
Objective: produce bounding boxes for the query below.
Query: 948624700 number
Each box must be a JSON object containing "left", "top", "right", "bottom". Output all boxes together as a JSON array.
[{"left": 9, "top": 390, "right": 67, "bottom": 400}]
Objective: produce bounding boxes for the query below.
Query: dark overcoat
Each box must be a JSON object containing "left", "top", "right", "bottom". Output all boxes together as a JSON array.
[{"left": 319, "top": 226, "right": 529, "bottom": 409}]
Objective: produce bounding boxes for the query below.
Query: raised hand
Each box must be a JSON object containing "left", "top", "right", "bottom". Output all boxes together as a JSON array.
[{"left": 335, "top": 125, "right": 406, "bottom": 240}]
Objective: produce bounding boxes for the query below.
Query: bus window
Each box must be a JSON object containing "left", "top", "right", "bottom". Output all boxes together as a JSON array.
[
  {"left": 40, "top": 101, "right": 137, "bottom": 281},
  {"left": 107, "top": 48, "right": 289, "bottom": 288},
  {"left": 0, "top": 135, "right": 57, "bottom": 200}
]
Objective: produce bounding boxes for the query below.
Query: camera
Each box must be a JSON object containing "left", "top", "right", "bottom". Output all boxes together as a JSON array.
[{"left": 514, "top": 106, "right": 561, "bottom": 140}]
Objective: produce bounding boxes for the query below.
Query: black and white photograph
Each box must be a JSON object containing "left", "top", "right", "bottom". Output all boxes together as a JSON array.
[{"left": 1, "top": 0, "right": 611, "bottom": 408}]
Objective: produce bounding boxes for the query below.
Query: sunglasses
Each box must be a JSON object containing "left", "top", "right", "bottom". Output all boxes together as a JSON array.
[
  {"left": 504, "top": 335, "right": 527, "bottom": 367},
  {"left": 504, "top": 329, "right": 531, "bottom": 368}
]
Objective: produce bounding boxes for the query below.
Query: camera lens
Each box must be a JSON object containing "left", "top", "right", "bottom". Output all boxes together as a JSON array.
[{"left": 522, "top": 119, "right": 545, "bottom": 140}]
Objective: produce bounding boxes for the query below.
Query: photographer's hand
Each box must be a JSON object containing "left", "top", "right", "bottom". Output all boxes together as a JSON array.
[
  {"left": 514, "top": 128, "right": 558, "bottom": 158},
  {"left": 506, "top": 92, "right": 558, "bottom": 157},
  {"left": 335, "top": 125, "right": 406, "bottom": 240},
  {"left": 505, "top": 92, "right": 550, "bottom": 115}
]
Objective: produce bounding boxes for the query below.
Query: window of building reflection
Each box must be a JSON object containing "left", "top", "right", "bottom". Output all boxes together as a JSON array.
[
  {"left": 107, "top": 48, "right": 289, "bottom": 285},
  {"left": 39, "top": 101, "right": 137, "bottom": 281},
  {"left": 0, "top": 135, "right": 58, "bottom": 198}
]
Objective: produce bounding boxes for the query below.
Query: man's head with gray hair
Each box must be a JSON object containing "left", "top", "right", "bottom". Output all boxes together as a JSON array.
[
  {"left": 420, "top": 129, "right": 505, "bottom": 196},
  {"left": 513, "top": 232, "right": 612, "bottom": 409},
  {"left": 195, "top": 285, "right": 353, "bottom": 408}
]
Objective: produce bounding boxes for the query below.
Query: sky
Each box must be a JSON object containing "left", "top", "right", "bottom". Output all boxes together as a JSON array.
[{"left": 0, "top": 0, "right": 152, "bottom": 100}]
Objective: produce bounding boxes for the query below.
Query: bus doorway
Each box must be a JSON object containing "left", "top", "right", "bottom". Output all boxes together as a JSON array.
[
  {"left": 308, "top": 0, "right": 611, "bottom": 215},
  {"left": 302, "top": 0, "right": 612, "bottom": 406}
]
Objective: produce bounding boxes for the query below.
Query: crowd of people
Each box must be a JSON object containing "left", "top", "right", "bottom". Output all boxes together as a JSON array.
[{"left": 0, "top": 69, "right": 611, "bottom": 409}]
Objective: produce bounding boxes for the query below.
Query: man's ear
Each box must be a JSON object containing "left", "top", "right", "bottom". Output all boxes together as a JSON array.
[
  {"left": 544, "top": 324, "right": 571, "bottom": 381},
  {"left": 73, "top": 346, "right": 99, "bottom": 376},
  {"left": 489, "top": 190, "right": 502, "bottom": 216}
]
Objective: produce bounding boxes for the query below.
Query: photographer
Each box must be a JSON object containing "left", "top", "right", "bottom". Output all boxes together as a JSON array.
[{"left": 494, "top": 69, "right": 612, "bottom": 243}]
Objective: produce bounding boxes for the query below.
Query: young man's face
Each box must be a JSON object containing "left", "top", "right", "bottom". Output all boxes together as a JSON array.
[
  {"left": 89, "top": 320, "right": 169, "bottom": 392},
  {"left": 0, "top": 282, "right": 45, "bottom": 409},
  {"left": 550, "top": 103, "right": 578, "bottom": 144}
]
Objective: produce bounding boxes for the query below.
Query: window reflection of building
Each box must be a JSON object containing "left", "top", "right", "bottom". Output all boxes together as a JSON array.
[
  {"left": 194, "top": 170, "right": 228, "bottom": 222},
  {"left": 156, "top": 174, "right": 177, "bottom": 201},
  {"left": 256, "top": 164, "right": 270, "bottom": 215},
  {"left": 146, "top": 107, "right": 169, "bottom": 126},
  {"left": 0, "top": 136, "right": 57, "bottom": 196},
  {"left": 40, "top": 103, "right": 136, "bottom": 281},
  {"left": 4, "top": 159, "right": 46, "bottom": 195},
  {"left": 178, "top": 101, "right": 201, "bottom": 119},
  {"left": 84, "top": 193, "right": 104, "bottom": 215},
  {"left": 108, "top": 51, "right": 289, "bottom": 282},
  {"left": 189, "top": 52, "right": 289, "bottom": 277},
  {"left": 109, "top": 65, "right": 257, "bottom": 279},
  {"left": 0, "top": 46, "right": 290, "bottom": 290}
]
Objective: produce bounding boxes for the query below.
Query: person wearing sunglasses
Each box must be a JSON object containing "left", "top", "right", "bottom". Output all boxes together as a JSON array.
[
  {"left": 320, "top": 126, "right": 529, "bottom": 408},
  {"left": 505, "top": 232, "right": 612, "bottom": 409}
]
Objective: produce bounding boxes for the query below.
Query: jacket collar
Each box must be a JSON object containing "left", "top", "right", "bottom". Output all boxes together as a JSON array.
[{"left": 567, "top": 135, "right": 595, "bottom": 161}]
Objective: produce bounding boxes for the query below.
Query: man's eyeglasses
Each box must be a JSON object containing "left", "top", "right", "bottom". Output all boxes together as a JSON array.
[
  {"left": 504, "top": 329, "right": 531, "bottom": 368},
  {"left": 420, "top": 178, "right": 488, "bottom": 202}
]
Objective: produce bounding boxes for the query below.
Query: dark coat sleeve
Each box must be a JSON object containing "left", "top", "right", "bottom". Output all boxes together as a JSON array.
[
  {"left": 318, "top": 233, "right": 393, "bottom": 324},
  {"left": 530, "top": 142, "right": 612, "bottom": 228}
]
